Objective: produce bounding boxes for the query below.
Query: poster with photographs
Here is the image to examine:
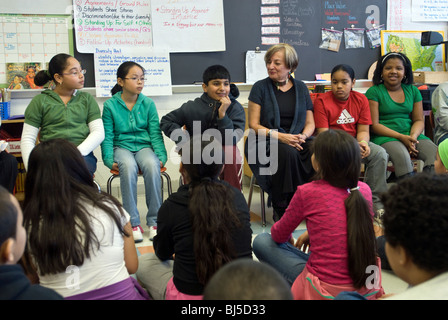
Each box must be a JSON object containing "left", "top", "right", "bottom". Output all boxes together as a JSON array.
[{"left": 6, "top": 63, "right": 43, "bottom": 90}]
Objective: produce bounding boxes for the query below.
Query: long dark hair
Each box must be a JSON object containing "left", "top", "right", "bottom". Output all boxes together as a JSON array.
[
  {"left": 34, "top": 53, "right": 72, "bottom": 86},
  {"left": 23, "top": 139, "right": 129, "bottom": 276},
  {"left": 180, "top": 137, "right": 241, "bottom": 285},
  {"left": 312, "top": 129, "right": 377, "bottom": 289},
  {"left": 111, "top": 61, "right": 145, "bottom": 95}
]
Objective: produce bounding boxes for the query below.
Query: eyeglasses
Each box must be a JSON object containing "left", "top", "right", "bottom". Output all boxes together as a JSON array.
[
  {"left": 62, "top": 69, "right": 86, "bottom": 77},
  {"left": 123, "top": 77, "right": 146, "bottom": 82}
]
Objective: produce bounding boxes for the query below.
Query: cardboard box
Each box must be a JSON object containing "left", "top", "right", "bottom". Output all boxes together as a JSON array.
[{"left": 413, "top": 71, "right": 448, "bottom": 84}]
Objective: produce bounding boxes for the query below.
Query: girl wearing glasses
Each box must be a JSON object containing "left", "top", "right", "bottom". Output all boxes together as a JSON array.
[
  {"left": 101, "top": 61, "right": 167, "bottom": 243},
  {"left": 21, "top": 53, "right": 104, "bottom": 175}
]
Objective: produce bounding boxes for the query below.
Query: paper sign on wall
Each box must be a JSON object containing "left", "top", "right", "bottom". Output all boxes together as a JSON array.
[
  {"left": 94, "top": 48, "right": 172, "bottom": 97},
  {"left": 151, "top": 0, "right": 225, "bottom": 53},
  {"left": 73, "top": 0, "right": 152, "bottom": 53}
]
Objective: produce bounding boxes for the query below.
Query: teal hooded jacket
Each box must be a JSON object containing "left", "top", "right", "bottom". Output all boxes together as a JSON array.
[{"left": 101, "top": 92, "right": 167, "bottom": 169}]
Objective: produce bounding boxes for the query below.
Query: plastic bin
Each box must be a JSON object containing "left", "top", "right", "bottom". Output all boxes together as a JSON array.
[{"left": 0, "top": 101, "right": 11, "bottom": 120}]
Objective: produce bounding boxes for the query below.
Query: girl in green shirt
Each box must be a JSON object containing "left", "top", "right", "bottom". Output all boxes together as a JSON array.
[{"left": 366, "top": 52, "right": 437, "bottom": 179}]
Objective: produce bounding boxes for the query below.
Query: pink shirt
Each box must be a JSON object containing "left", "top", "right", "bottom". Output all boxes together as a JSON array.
[{"left": 270, "top": 180, "right": 373, "bottom": 285}]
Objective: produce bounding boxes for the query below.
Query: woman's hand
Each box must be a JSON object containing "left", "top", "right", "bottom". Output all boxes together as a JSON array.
[{"left": 277, "top": 132, "right": 306, "bottom": 151}]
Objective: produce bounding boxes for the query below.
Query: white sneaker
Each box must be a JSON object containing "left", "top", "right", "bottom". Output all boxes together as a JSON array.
[
  {"left": 132, "top": 225, "right": 143, "bottom": 243},
  {"left": 149, "top": 226, "right": 157, "bottom": 241}
]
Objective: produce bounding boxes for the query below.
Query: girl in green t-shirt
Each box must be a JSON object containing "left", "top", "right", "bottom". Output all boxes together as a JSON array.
[{"left": 366, "top": 52, "right": 437, "bottom": 179}]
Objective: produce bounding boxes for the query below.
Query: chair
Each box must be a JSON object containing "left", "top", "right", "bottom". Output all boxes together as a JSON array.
[
  {"left": 106, "top": 166, "right": 172, "bottom": 201},
  {"left": 247, "top": 174, "right": 267, "bottom": 227}
]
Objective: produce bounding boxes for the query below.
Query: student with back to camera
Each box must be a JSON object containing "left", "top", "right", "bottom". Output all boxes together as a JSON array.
[
  {"left": 160, "top": 65, "right": 245, "bottom": 190},
  {"left": 314, "top": 64, "right": 388, "bottom": 215},
  {"left": 381, "top": 173, "right": 448, "bottom": 300},
  {"left": 20, "top": 53, "right": 104, "bottom": 175},
  {"left": 22, "top": 139, "right": 149, "bottom": 300},
  {"left": 376, "top": 138, "right": 448, "bottom": 272},
  {"left": 101, "top": 61, "right": 167, "bottom": 243},
  {"left": 366, "top": 52, "right": 437, "bottom": 180},
  {"left": 0, "top": 185, "right": 62, "bottom": 300},
  {"left": 136, "top": 137, "right": 253, "bottom": 300},
  {"left": 253, "top": 129, "right": 385, "bottom": 300},
  {"left": 203, "top": 259, "right": 292, "bottom": 300}
]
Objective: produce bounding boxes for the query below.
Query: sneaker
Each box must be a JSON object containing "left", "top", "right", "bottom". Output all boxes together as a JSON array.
[
  {"left": 149, "top": 226, "right": 157, "bottom": 241},
  {"left": 132, "top": 225, "right": 144, "bottom": 243}
]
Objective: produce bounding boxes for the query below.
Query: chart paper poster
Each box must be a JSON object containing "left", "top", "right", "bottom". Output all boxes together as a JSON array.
[
  {"left": 151, "top": 0, "right": 225, "bottom": 52},
  {"left": 412, "top": 0, "right": 448, "bottom": 22},
  {"left": 387, "top": 0, "right": 448, "bottom": 33},
  {"left": 73, "top": 0, "right": 152, "bottom": 53},
  {"left": 94, "top": 48, "right": 172, "bottom": 97}
]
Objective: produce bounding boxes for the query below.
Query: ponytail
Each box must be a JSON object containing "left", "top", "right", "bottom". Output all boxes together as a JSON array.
[
  {"left": 34, "top": 70, "right": 52, "bottom": 87},
  {"left": 111, "top": 83, "right": 122, "bottom": 95},
  {"left": 345, "top": 188, "right": 377, "bottom": 289}
]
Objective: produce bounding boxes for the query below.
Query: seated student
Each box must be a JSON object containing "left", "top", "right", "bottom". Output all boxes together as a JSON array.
[
  {"left": 0, "top": 185, "right": 62, "bottom": 300},
  {"left": 431, "top": 81, "right": 448, "bottom": 145},
  {"left": 21, "top": 53, "right": 104, "bottom": 176},
  {"left": 366, "top": 52, "right": 437, "bottom": 179},
  {"left": 253, "top": 129, "right": 384, "bottom": 300},
  {"left": 381, "top": 174, "right": 448, "bottom": 299},
  {"left": 136, "top": 138, "right": 253, "bottom": 300},
  {"left": 160, "top": 65, "right": 245, "bottom": 190},
  {"left": 0, "top": 125, "right": 18, "bottom": 193},
  {"left": 203, "top": 259, "right": 292, "bottom": 300},
  {"left": 22, "top": 139, "right": 149, "bottom": 300},
  {"left": 314, "top": 64, "right": 388, "bottom": 214},
  {"left": 101, "top": 61, "right": 167, "bottom": 243}
]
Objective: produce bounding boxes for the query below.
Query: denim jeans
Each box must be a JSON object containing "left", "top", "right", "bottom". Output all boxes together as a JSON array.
[
  {"left": 114, "top": 147, "right": 162, "bottom": 227},
  {"left": 84, "top": 152, "right": 98, "bottom": 176},
  {"left": 253, "top": 232, "right": 309, "bottom": 286}
]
